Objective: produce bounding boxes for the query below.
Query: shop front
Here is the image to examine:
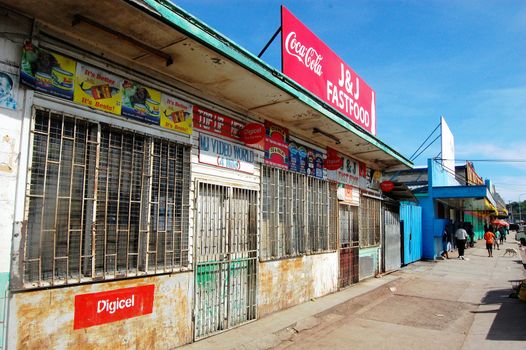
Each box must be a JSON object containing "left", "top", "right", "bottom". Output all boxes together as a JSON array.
[{"left": 0, "top": 1, "right": 412, "bottom": 348}]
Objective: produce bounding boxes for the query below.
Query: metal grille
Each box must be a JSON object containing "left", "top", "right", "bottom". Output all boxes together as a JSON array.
[
  {"left": 359, "top": 196, "right": 381, "bottom": 247},
  {"left": 194, "top": 183, "right": 257, "bottom": 340},
  {"left": 261, "top": 166, "right": 336, "bottom": 260},
  {"left": 21, "top": 108, "right": 190, "bottom": 288},
  {"left": 338, "top": 204, "right": 359, "bottom": 288}
]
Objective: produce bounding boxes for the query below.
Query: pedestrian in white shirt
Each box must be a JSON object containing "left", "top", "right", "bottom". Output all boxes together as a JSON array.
[{"left": 455, "top": 223, "right": 468, "bottom": 260}]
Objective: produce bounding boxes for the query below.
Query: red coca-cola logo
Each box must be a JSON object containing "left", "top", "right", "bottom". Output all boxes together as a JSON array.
[{"left": 241, "top": 123, "right": 265, "bottom": 145}]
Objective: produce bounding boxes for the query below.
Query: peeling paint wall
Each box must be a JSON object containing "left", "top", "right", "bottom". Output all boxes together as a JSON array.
[
  {"left": 0, "top": 9, "right": 32, "bottom": 349},
  {"left": 257, "top": 253, "right": 338, "bottom": 318},
  {"left": 8, "top": 272, "right": 193, "bottom": 350}
]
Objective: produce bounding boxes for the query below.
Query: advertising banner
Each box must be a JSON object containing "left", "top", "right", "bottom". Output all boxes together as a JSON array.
[
  {"left": 199, "top": 133, "right": 255, "bottom": 173},
  {"left": 121, "top": 80, "right": 161, "bottom": 124},
  {"left": 74, "top": 285, "right": 155, "bottom": 329},
  {"left": 264, "top": 121, "right": 289, "bottom": 170},
  {"left": 160, "top": 94, "right": 193, "bottom": 135},
  {"left": 288, "top": 139, "right": 325, "bottom": 179},
  {"left": 20, "top": 41, "right": 76, "bottom": 100},
  {"left": 281, "top": 6, "right": 376, "bottom": 135},
  {"left": 193, "top": 106, "right": 244, "bottom": 141},
  {"left": 326, "top": 148, "right": 370, "bottom": 188},
  {"left": 74, "top": 63, "right": 123, "bottom": 115},
  {"left": 240, "top": 122, "right": 265, "bottom": 151}
]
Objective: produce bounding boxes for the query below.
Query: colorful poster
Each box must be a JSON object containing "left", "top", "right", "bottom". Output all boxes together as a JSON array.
[
  {"left": 20, "top": 41, "right": 76, "bottom": 100},
  {"left": 240, "top": 122, "right": 265, "bottom": 151},
  {"left": 0, "top": 63, "right": 18, "bottom": 110},
  {"left": 121, "top": 80, "right": 161, "bottom": 124},
  {"left": 74, "top": 63, "right": 122, "bottom": 115},
  {"left": 264, "top": 121, "right": 289, "bottom": 169},
  {"left": 160, "top": 94, "right": 193, "bottom": 135},
  {"left": 282, "top": 7, "right": 376, "bottom": 135},
  {"left": 289, "top": 139, "right": 325, "bottom": 179},
  {"left": 199, "top": 133, "right": 255, "bottom": 173},
  {"left": 193, "top": 106, "right": 244, "bottom": 141}
]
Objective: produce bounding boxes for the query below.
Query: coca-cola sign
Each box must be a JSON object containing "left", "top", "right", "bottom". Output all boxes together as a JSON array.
[{"left": 281, "top": 6, "right": 377, "bottom": 135}]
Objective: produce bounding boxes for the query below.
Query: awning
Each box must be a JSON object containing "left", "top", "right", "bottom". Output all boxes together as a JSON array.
[
  {"left": 382, "top": 181, "right": 417, "bottom": 202},
  {"left": 432, "top": 185, "right": 497, "bottom": 213},
  {"left": 2, "top": 0, "right": 412, "bottom": 170}
]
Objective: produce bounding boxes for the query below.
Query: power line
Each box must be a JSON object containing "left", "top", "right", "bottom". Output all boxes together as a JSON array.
[
  {"left": 409, "top": 123, "right": 440, "bottom": 161},
  {"left": 438, "top": 159, "right": 526, "bottom": 163}
]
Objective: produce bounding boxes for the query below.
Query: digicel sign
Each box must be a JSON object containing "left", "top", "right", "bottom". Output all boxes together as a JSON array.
[
  {"left": 281, "top": 6, "right": 376, "bottom": 135},
  {"left": 74, "top": 285, "right": 155, "bottom": 329}
]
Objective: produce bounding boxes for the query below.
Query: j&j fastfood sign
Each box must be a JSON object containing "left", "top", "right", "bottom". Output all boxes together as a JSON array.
[
  {"left": 281, "top": 6, "right": 376, "bottom": 135},
  {"left": 199, "top": 133, "right": 255, "bottom": 174}
]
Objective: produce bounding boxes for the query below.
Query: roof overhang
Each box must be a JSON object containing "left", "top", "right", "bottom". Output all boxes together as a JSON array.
[
  {"left": 382, "top": 181, "right": 417, "bottom": 202},
  {"left": 432, "top": 185, "right": 497, "bottom": 214},
  {"left": 1, "top": 0, "right": 412, "bottom": 170}
]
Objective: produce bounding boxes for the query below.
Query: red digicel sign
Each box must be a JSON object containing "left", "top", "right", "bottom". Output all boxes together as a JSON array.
[
  {"left": 281, "top": 6, "right": 376, "bottom": 135},
  {"left": 74, "top": 285, "right": 155, "bottom": 329}
]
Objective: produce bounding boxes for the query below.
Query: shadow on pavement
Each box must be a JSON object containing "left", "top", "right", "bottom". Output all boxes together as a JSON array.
[{"left": 472, "top": 288, "right": 526, "bottom": 341}]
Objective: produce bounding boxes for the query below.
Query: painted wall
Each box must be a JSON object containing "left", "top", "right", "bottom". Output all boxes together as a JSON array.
[
  {"left": 359, "top": 246, "right": 379, "bottom": 280},
  {"left": 8, "top": 272, "right": 193, "bottom": 350},
  {"left": 0, "top": 10, "right": 32, "bottom": 349},
  {"left": 257, "top": 253, "right": 338, "bottom": 318},
  {"left": 429, "top": 158, "right": 459, "bottom": 187}
]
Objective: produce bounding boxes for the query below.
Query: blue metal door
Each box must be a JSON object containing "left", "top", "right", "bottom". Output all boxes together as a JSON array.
[{"left": 400, "top": 203, "right": 422, "bottom": 264}]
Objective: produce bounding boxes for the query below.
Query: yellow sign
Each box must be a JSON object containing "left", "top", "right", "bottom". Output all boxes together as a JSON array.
[
  {"left": 160, "top": 94, "right": 192, "bottom": 135},
  {"left": 74, "top": 63, "right": 122, "bottom": 115}
]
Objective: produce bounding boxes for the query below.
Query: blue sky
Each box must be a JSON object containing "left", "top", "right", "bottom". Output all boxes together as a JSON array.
[{"left": 172, "top": 0, "right": 526, "bottom": 202}]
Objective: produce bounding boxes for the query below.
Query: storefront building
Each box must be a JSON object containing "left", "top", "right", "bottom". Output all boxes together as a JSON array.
[{"left": 0, "top": 1, "right": 412, "bottom": 348}]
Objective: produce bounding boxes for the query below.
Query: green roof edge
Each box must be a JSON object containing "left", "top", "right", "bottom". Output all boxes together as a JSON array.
[{"left": 138, "top": 0, "right": 413, "bottom": 168}]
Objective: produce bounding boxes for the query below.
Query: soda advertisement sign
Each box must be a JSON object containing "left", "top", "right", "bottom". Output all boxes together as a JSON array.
[
  {"left": 264, "top": 121, "right": 289, "bottom": 170},
  {"left": 74, "top": 285, "right": 155, "bottom": 329},
  {"left": 288, "top": 139, "right": 325, "bottom": 179},
  {"left": 199, "top": 133, "right": 255, "bottom": 173},
  {"left": 281, "top": 6, "right": 376, "bottom": 135}
]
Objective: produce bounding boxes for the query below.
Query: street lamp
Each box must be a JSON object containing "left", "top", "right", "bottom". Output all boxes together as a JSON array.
[{"left": 519, "top": 193, "right": 526, "bottom": 224}]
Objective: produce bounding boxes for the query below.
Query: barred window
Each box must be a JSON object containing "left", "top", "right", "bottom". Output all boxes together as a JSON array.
[
  {"left": 359, "top": 195, "right": 381, "bottom": 247},
  {"left": 21, "top": 108, "right": 190, "bottom": 288},
  {"left": 261, "top": 166, "right": 336, "bottom": 260}
]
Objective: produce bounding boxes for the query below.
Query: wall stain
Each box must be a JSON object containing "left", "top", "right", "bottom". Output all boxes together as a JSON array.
[{"left": 14, "top": 273, "right": 193, "bottom": 349}]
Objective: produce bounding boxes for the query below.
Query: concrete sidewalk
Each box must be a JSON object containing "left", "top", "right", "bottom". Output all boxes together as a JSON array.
[
  {"left": 179, "top": 235, "right": 526, "bottom": 350},
  {"left": 179, "top": 272, "right": 400, "bottom": 350}
]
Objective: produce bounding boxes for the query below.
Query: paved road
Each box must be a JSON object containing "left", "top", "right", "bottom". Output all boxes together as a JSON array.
[{"left": 272, "top": 237, "right": 526, "bottom": 350}]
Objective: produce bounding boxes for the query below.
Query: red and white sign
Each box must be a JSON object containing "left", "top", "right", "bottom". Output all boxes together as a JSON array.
[
  {"left": 281, "top": 6, "right": 376, "bottom": 135},
  {"left": 74, "top": 285, "right": 155, "bottom": 329}
]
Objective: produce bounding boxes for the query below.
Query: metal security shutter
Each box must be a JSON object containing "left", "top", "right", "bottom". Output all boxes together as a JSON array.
[
  {"left": 383, "top": 204, "right": 401, "bottom": 272},
  {"left": 194, "top": 182, "right": 258, "bottom": 340}
]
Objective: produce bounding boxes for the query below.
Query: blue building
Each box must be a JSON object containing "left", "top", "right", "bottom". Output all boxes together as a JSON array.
[{"left": 387, "top": 158, "right": 503, "bottom": 260}]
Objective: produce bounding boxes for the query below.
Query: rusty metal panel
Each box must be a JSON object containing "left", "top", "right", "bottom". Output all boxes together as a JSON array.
[
  {"left": 194, "top": 182, "right": 257, "bottom": 340},
  {"left": 20, "top": 107, "right": 191, "bottom": 289},
  {"left": 9, "top": 273, "right": 193, "bottom": 350},
  {"left": 338, "top": 204, "right": 359, "bottom": 288}
]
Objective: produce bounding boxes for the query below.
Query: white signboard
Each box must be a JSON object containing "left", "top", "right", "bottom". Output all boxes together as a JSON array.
[
  {"left": 441, "top": 116, "right": 455, "bottom": 173},
  {"left": 199, "top": 133, "right": 255, "bottom": 174}
]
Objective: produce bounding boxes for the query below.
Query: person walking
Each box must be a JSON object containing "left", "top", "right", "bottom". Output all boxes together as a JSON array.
[
  {"left": 441, "top": 228, "right": 450, "bottom": 259},
  {"left": 492, "top": 226, "right": 500, "bottom": 250},
  {"left": 484, "top": 229, "right": 496, "bottom": 257},
  {"left": 455, "top": 223, "right": 468, "bottom": 260}
]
